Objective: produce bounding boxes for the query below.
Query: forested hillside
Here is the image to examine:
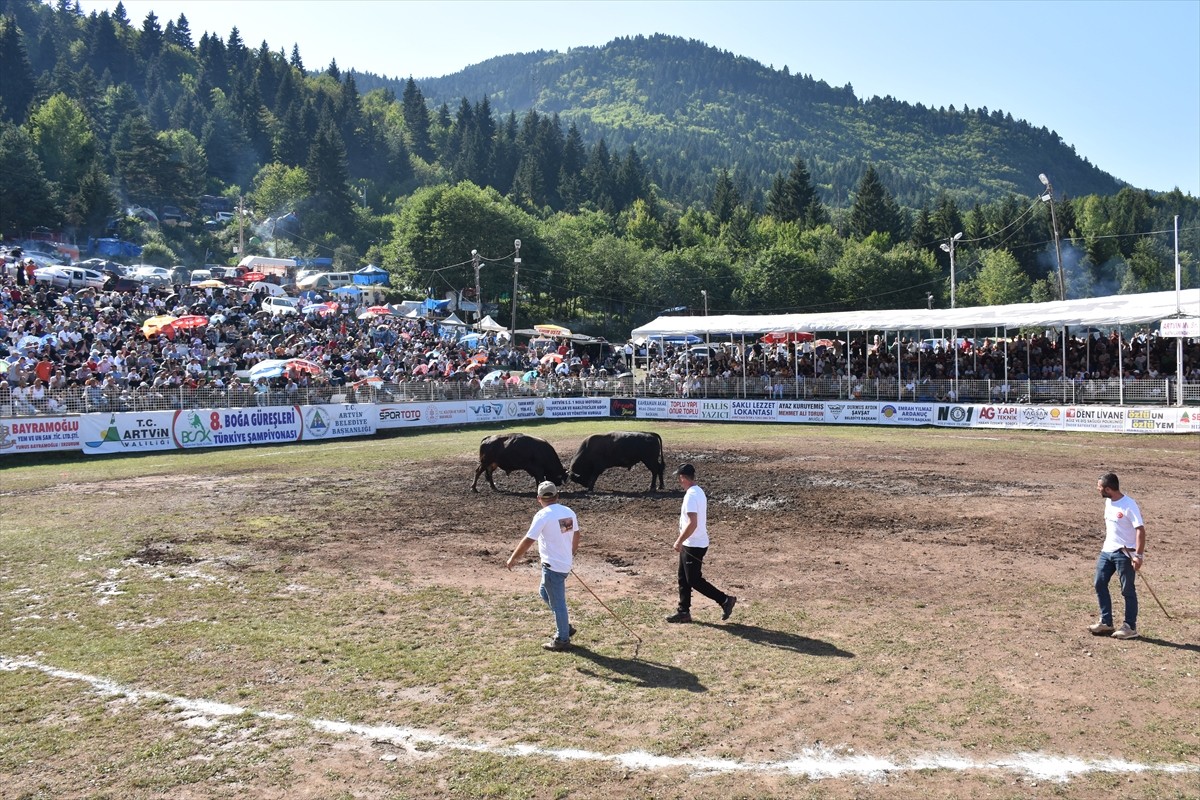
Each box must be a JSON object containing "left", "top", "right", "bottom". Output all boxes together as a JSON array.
[
  {"left": 0, "top": 1, "right": 1196, "bottom": 339},
  {"left": 413, "top": 34, "right": 1125, "bottom": 208}
]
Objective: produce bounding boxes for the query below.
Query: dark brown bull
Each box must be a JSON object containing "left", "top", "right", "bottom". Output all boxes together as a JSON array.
[
  {"left": 568, "top": 431, "right": 666, "bottom": 492},
  {"left": 473, "top": 433, "right": 569, "bottom": 492}
]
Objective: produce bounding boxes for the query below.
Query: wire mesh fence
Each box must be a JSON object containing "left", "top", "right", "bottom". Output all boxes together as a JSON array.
[{"left": 1, "top": 376, "right": 1194, "bottom": 418}]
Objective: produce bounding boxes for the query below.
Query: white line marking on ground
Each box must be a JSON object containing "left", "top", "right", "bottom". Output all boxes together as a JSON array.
[{"left": 3, "top": 656, "right": 1197, "bottom": 782}]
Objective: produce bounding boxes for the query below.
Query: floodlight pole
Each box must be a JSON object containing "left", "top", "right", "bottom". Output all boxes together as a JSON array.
[
  {"left": 1039, "top": 173, "right": 1066, "bottom": 302},
  {"left": 940, "top": 232, "right": 963, "bottom": 388},
  {"left": 511, "top": 239, "right": 521, "bottom": 334},
  {"left": 472, "top": 248, "right": 481, "bottom": 324}
]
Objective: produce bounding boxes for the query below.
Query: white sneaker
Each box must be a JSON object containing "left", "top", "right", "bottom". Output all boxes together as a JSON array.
[
  {"left": 1111, "top": 623, "right": 1139, "bottom": 640},
  {"left": 1087, "top": 621, "right": 1115, "bottom": 635}
]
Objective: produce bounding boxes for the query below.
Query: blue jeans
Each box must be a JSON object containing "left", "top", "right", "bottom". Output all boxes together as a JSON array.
[
  {"left": 539, "top": 564, "right": 571, "bottom": 642},
  {"left": 1094, "top": 550, "right": 1137, "bottom": 628}
]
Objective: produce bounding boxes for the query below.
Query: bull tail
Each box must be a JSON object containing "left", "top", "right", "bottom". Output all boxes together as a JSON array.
[{"left": 655, "top": 432, "right": 666, "bottom": 491}]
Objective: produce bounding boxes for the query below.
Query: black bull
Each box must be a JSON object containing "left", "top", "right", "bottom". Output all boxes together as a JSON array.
[
  {"left": 569, "top": 431, "right": 666, "bottom": 492},
  {"left": 472, "top": 433, "right": 569, "bottom": 492}
]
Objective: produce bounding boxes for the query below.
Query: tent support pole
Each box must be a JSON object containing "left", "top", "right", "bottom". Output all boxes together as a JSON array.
[{"left": 1117, "top": 327, "right": 1124, "bottom": 405}]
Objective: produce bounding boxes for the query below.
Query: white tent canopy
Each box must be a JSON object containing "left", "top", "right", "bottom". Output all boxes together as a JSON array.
[
  {"left": 475, "top": 314, "right": 509, "bottom": 332},
  {"left": 439, "top": 312, "right": 468, "bottom": 327},
  {"left": 631, "top": 289, "right": 1200, "bottom": 339}
]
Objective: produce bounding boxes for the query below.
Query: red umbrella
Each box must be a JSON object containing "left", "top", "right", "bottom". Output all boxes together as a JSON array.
[
  {"left": 284, "top": 358, "right": 323, "bottom": 375},
  {"left": 166, "top": 314, "right": 209, "bottom": 331},
  {"left": 761, "top": 331, "right": 814, "bottom": 344},
  {"left": 540, "top": 352, "right": 563, "bottom": 364},
  {"left": 242, "top": 271, "right": 267, "bottom": 282},
  {"left": 365, "top": 305, "right": 393, "bottom": 316}
]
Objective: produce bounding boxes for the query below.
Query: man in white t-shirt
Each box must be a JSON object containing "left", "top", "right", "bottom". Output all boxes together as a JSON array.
[
  {"left": 666, "top": 464, "right": 736, "bottom": 624},
  {"left": 506, "top": 481, "right": 581, "bottom": 651},
  {"left": 1089, "top": 472, "right": 1147, "bottom": 640}
]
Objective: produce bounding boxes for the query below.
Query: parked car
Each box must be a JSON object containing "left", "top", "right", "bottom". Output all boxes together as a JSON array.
[
  {"left": 32, "top": 265, "right": 108, "bottom": 290},
  {"left": 262, "top": 296, "right": 300, "bottom": 316},
  {"left": 129, "top": 264, "right": 174, "bottom": 288}
]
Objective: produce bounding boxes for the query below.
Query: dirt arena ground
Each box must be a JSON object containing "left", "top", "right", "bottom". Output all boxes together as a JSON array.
[
  {"left": 260, "top": 424, "right": 1200, "bottom": 796},
  {"left": 2, "top": 422, "right": 1198, "bottom": 798}
]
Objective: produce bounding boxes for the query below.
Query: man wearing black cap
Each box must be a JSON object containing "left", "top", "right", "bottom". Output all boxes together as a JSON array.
[
  {"left": 506, "top": 480, "right": 581, "bottom": 651},
  {"left": 666, "top": 464, "right": 736, "bottom": 623}
]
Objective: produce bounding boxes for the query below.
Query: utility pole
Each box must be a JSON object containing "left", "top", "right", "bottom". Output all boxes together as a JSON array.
[
  {"left": 511, "top": 239, "right": 521, "bottom": 334},
  {"left": 1039, "top": 173, "right": 1066, "bottom": 301},
  {"left": 237, "top": 196, "right": 245, "bottom": 258},
  {"left": 471, "top": 249, "right": 482, "bottom": 323}
]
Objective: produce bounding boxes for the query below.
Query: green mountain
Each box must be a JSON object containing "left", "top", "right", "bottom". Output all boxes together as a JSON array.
[{"left": 400, "top": 34, "right": 1123, "bottom": 208}]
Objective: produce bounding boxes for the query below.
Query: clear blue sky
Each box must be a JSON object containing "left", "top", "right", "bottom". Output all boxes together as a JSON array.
[{"left": 87, "top": 1, "right": 1200, "bottom": 196}]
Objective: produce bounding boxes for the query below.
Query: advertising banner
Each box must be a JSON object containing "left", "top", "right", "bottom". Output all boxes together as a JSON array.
[
  {"left": 824, "top": 402, "right": 880, "bottom": 424},
  {"left": 172, "top": 407, "right": 302, "bottom": 449},
  {"left": 973, "top": 405, "right": 1022, "bottom": 429},
  {"left": 877, "top": 403, "right": 934, "bottom": 426},
  {"left": 422, "top": 401, "right": 468, "bottom": 427},
  {"left": 1017, "top": 405, "right": 1065, "bottom": 430},
  {"left": 1124, "top": 407, "right": 1197, "bottom": 434},
  {"left": 636, "top": 398, "right": 671, "bottom": 420},
  {"left": 932, "top": 404, "right": 977, "bottom": 428},
  {"left": 376, "top": 404, "right": 427, "bottom": 429},
  {"left": 609, "top": 398, "right": 637, "bottom": 418},
  {"left": 79, "top": 412, "right": 175, "bottom": 454},
  {"left": 1063, "top": 406, "right": 1125, "bottom": 433},
  {"left": 731, "top": 399, "right": 778, "bottom": 421},
  {"left": 700, "top": 399, "right": 732, "bottom": 420},
  {"left": 775, "top": 401, "right": 827, "bottom": 423},
  {"left": 544, "top": 397, "right": 609, "bottom": 419},
  {"left": 504, "top": 398, "right": 546, "bottom": 421},
  {"left": 0, "top": 416, "right": 82, "bottom": 456},
  {"left": 302, "top": 404, "right": 376, "bottom": 440},
  {"left": 466, "top": 400, "right": 508, "bottom": 424}
]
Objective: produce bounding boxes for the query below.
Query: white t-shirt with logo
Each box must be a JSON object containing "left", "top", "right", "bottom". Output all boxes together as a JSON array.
[
  {"left": 525, "top": 503, "right": 579, "bottom": 572},
  {"left": 679, "top": 484, "right": 709, "bottom": 547},
  {"left": 1102, "top": 494, "right": 1144, "bottom": 552}
]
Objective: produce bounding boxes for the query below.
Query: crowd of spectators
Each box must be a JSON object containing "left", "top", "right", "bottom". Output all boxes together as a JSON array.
[
  {"left": 638, "top": 327, "right": 1200, "bottom": 402},
  {"left": 0, "top": 269, "right": 630, "bottom": 417},
  {"left": 2, "top": 261, "right": 1197, "bottom": 417}
]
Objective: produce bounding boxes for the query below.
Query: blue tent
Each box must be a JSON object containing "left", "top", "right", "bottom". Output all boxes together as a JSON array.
[
  {"left": 352, "top": 264, "right": 391, "bottom": 286},
  {"left": 424, "top": 298, "right": 451, "bottom": 313},
  {"left": 333, "top": 286, "right": 362, "bottom": 296}
]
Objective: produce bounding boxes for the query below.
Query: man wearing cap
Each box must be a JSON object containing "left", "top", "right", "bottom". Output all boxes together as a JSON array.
[
  {"left": 667, "top": 463, "right": 736, "bottom": 624},
  {"left": 506, "top": 481, "right": 581, "bottom": 651}
]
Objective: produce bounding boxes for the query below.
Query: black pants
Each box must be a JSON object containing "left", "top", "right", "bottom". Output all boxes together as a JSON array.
[{"left": 677, "top": 546, "right": 727, "bottom": 613}]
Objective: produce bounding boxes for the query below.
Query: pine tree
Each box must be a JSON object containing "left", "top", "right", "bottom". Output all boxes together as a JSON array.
[
  {"left": 584, "top": 138, "right": 615, "bottom": 212},
  {"left": 401, "top": 77, "right": 432, "bottom": 161},
  {"left": 138, "top": 11, "right": 162, "bottom": 66},
  {"left": 709, "top": 168, "right": 740, "bottom": 225},
  {"left": 168, "top": 13, "right": 193, "bottom": 50},
  {"left": 848, "top": 164, "right": 905, "bottom": 242},
  {"left": 0, "top": 122, "right": 60, "bottom": 235},
  {"left": 0, "top": 17, "right": 35, "bottom": 124},
  {"left": 766, "top": 154, "right": 825, "bottom": 228},
  {"left": 304, "top": 120, "right": 356, "bottom": 238}
]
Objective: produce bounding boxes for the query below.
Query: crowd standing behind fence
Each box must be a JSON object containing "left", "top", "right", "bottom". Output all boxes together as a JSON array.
[{"left": 1, "top": 269, "right": 1198, "bottom": 417}]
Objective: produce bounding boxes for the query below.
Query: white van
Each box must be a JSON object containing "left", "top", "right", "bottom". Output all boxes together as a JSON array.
[{"left": 297, "top": 272, "right": 356, "bottom": 291}]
